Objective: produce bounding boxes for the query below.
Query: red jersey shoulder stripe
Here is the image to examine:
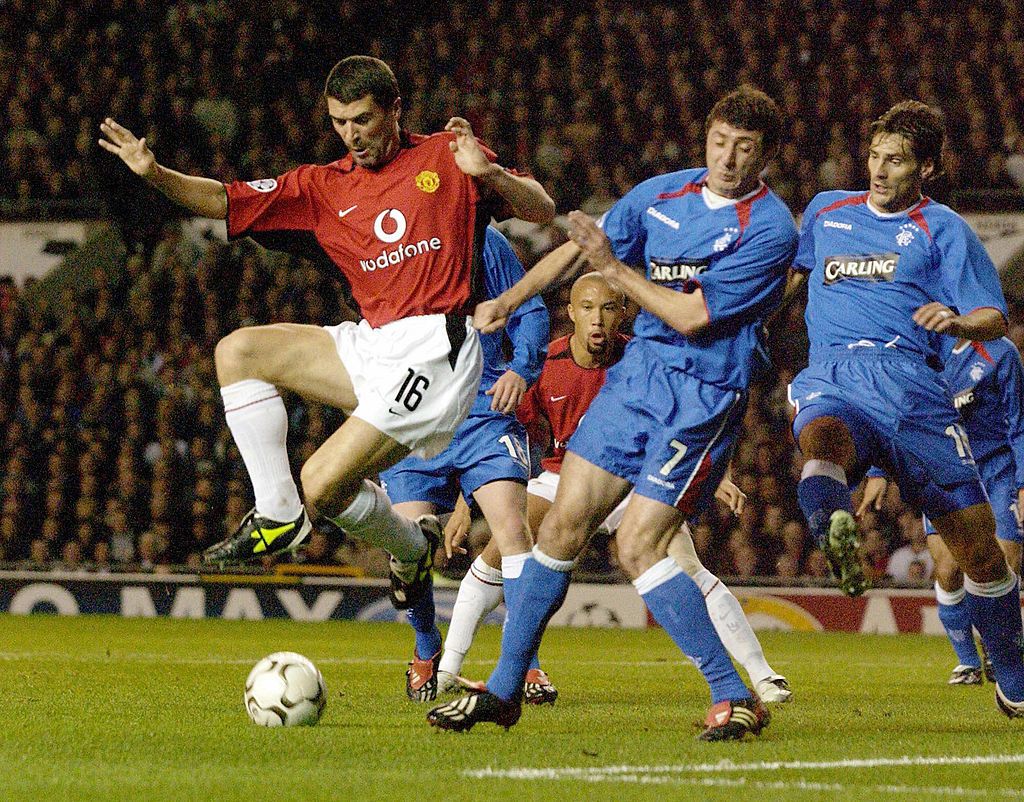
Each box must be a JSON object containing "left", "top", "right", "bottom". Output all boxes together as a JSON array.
[{"left": 814, "top": 192, "right": 869, "bottom": 217}]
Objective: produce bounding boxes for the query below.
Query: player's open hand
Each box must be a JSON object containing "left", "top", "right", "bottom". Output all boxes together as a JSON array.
[
  {"left": 486, "top": 370, "right": 527, "bottom": 414},
  {"left": 443, "top": 495, "right": 472, "bottom": 559},
  {"left": 913, "top": 302, "right": 960, "bottom": 334},
  {"left": 473, "top": 298, "right": 510, "bottom": 334},
  {"left": 98, "top": 118, "right": 157, "bottom": 178},
  {"left": 567, "top": 210, "right": 617, "bottom": 274},
  {"left": 446, "top": 117, "right": 496, "bottom": 178},
  {"left": 857, "top": 475, "right": 888, "bottom": 517}
]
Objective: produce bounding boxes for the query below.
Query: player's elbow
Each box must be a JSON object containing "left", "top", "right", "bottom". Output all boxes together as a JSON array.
[{"left": 672, "top": 308, "right": 711, "bottom": 337}]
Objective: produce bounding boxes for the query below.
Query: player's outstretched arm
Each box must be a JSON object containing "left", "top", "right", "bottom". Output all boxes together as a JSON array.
[
  {"left": 473, "top": 241, "right": 583, "bottom": 333},
  {"left": 912, "top": 303, "right": 1006, "bottom": 341},
  {"left": 567, "top": 210, "right": 709, "bottom": 336},
  {"left": 98, "top": 118, "right": 228, "bottom": 220},
  {"left": 445, "top": 117, "right": 555, "bottom": 224}
]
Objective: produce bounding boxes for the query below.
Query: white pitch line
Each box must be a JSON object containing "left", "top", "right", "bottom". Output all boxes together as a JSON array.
[
  {"left": 571, "top": 776, "right": 1023, "bottom": 798},
  {"left": 465, "top": 752, "right": 1024, "bottom": 780}
]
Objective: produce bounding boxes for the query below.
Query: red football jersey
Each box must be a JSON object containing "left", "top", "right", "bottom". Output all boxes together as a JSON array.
[
  {"left": 517, "top": 333, "right": 629, "bottom": 473},
  {"left": 224, "top": 132, "right": 511, "bottom": 328}
]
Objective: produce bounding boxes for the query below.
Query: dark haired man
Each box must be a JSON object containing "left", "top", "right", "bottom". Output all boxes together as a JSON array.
[
  {"left": 786, "top": 100, "right": 1024, "bottom": 717},
  {"left": 429, "top": 86, "right": 797, "bottom": 740},
  {"left": 99, "top": 56, "right": 554, "bottom": 607}
]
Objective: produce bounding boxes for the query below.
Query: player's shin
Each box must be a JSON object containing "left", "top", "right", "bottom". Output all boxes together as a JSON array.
[
  {"left": 485, "top": 548, "right": 572, "bottom": 702},
  {"left": 797, "top": 459, "right": 853, "bottom": 544},
  {"left": 500, "top": 552, "right": 542, "bottom": 671},
  {"left": 329, "top": 480, "right": 427, "bottom": 560},
  {"left": 693, "top": 568, "right": 775, "bottom": 684},
  {"left": 935, "top": 582, "right": 982, "bottom": 669},
  {"left": 964, "top": 571, "right": 1024, "bottom": 700},
  {"left": 408, "top": 581, "right": 442, "bottom": 659},
  {"left": 222, "top": 379, "right": 302, "bottom": 522},
  {"left": 635, "top": 558, "right": 749, "bottom": 703},
  {"left": 438, "top": 556, "right": 504, "bottom": 679}
]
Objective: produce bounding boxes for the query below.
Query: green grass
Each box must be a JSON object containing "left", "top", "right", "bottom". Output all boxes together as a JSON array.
[{"left": 0, "top": 615, "right": 1020, "bottom": 801}]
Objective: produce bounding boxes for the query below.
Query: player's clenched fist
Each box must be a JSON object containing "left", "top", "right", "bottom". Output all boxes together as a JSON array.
[{"left": 98, "top": 118, "right": 157, "bottom": 179}]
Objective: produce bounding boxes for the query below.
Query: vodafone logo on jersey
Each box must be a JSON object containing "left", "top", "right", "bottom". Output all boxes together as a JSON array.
[
  {"left": 374, "top": 209, "right": 407, "bottom": 243},
  {"left": 360, "top": 207, "right": 444, "bottom": 273}
]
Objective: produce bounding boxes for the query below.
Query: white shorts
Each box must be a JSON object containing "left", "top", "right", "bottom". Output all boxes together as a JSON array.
[
  {"left": 324, "top": 314, "right": 482, "bottom": 459},
  {"left": 527, "top": 470, "right": 632, "bottom": 532}
]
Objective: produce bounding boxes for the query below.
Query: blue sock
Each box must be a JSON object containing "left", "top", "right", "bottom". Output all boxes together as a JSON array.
[
  {"left": 637, "top": 558, "right": 749, "bottom": 703},
  {"left": 407, "top": 578, "right": 442, "bottom": 658},
  {"left": 935, "top": 585, "right": 980, "bottom": 668},
  {"left": 502, "top": 573, "right": 542, "bottom": 671},
  {"left": 487, "top": 555, "right": 571, "bottom": 701},
  {"left": 965, "top": 573, "right": 1024, "bottom": 700},
  {"left": 797, "top": 469, "right": 852, "bottom": 547}
]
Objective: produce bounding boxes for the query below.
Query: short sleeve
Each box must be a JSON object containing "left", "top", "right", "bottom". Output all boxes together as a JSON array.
[
  {"left": 936, "top": 216, "right": 1008, "bottom": 320},
  {"left": 690, "top": 224, "right": 797, "bottom": 325},
  {"left": 597, "top": 186, "right": 648, "bottom": 267},
  {"left": 793, "top": 195, "right": 826, "bottom": 273},
  {"left": 225, "top": 166, "right": 318, "bottom": 239}
]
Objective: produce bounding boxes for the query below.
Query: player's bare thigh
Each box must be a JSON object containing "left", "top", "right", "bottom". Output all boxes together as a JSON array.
[
  {"left": 215, "top": 322, "right": 357, "bottom": 412},
  {"left": 615, "top": 494, "right": 687, "bottom": 579},
  {"left": 300, "top": 416, "right": 410, "bottom": 513},
  {"left": 537, "top": 452, "right": 630, "bottom": 561},
  {"left": 393, "top": 501, "right": 437, "bottom": 520}
]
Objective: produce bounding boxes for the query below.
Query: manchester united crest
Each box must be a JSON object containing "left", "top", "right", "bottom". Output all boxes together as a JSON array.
[{"left": 415, "top": 170, "right": 440, "bottom": 193}]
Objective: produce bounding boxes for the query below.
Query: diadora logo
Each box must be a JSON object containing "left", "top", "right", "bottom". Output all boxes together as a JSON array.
[
  {"left": 823, "top": 253, "right": 899, "bottom": 284},
  {"left": 646, "top": 206, "right": 680, "bottom": 230},
  {"left": 823, "top": 219, "right": 852, "bottom": 231},
  {"left": 649, "top": 258, "right": 709, "bottom": 283},
  {"left": 373, "top": 209, "right": 407, "bottom": 243},
  {"left": 896, "top": 222, "right": 917, "bottom": 247},
  {"left": 713, "top": 226, "right": 739, "bottom": 252}
]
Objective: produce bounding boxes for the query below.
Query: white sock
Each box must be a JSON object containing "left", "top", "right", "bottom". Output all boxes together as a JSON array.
[
  {"left": 221, "top": 379, "right": 301, "bottom": 522},
  {"left": 331, "top": 480, "right": 426, "bottom": 561},
  {"left": 693, "top": 567, "right": 775, "bottom": 684},
  {"left": 439, "top": 556, "right": 504, "bottom": 676}
]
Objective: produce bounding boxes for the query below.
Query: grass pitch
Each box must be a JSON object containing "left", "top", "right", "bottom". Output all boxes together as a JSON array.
[{"left": 0, "top": 615, "right": 1021, "bottom": 801}]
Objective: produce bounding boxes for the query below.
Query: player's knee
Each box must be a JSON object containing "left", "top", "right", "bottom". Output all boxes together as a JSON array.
[
  {"left": 959, "top": 534, "right": 1008, "bottom": 582},
  {"left": 215, "top": 328, "right": 262, "bottom": 378},
  {"left": 299, "top": 456, "right": 358, "bottom": 513},
  {"left": 933, "top": 557, "right": 962, "bottom": 592},
  {"left": 798, "top": 416, "right": 856, "bottom": 469},
  {"left": 536, "top": 509, "right": 588, "bottom": 560},
  {"left": 615, "top": 525, "right": 659, "bottom": 577}
]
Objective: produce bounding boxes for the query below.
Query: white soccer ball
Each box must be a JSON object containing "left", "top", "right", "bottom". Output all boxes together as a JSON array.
[{"left": 244, "top": 651, "right": 326, "bottom": 727}]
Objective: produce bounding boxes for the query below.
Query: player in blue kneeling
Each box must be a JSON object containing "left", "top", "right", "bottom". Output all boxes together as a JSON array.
[
  {"left": 787, "top": 100, "right": 1024, "bottom": 717},
  {"left": 379, "top": 226, "right": 548, "bottom": 702},
  {"left": 429, "top": 87, "right": 798, "bottom": 740},
  {"left": 860, "top": 336, "right": 1024, "bottom": 685}
]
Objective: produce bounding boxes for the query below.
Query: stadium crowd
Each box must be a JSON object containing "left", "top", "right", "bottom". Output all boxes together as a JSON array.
[{"left": 2, "top": 0, "right": 1024, "bottom": 583}]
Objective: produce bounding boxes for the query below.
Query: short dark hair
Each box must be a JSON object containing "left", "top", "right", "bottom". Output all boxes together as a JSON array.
[
  {"left": 869, "top": 100, "right": 945, "bottom": 175},
  {"left": 705, "top": 86, "right": 782, "bottom": 154},
  {"left": 324, "top": 56, "right": 400, "bottom": 108}
]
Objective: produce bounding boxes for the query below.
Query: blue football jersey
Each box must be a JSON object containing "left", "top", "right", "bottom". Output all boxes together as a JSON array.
[
  {"left": 473, "top": 227, "right": 549, "bottom": 414},
  {"left": 943, "top": 337, "right": 1024, "bottom": 482},
  {"left": 795, "top": 192, "right": 1008, "bottom": 365},
  {"left": 599, "top": 167, "right": 797, "bottom": 390}
]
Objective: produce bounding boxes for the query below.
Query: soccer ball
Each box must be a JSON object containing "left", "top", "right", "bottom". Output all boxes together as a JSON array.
[{"left": 244, "top": 651, "right": 326, "bottom": 727}]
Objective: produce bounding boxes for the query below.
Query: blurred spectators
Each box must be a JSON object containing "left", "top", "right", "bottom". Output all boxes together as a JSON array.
[{"left": 3, "top": 0, "right": 1024, "bottom": 226}]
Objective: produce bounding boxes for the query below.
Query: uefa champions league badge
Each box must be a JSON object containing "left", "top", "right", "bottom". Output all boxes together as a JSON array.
[{"left": 246, "top": 178, "right": 279, "bottom": 193}]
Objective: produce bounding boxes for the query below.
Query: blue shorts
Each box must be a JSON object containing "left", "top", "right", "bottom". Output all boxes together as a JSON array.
[
  {"left": 924, "top": 448, "right": 1024, "bottom": 544},
  {"left": 378, "top": 410, "right": 529, "bottom": 512},
  {"left": 568, "top": 338, "right": 746, "bottom": 515},
  {"left": 790, "top": 349, "right": 986, "bottom": 519}
]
